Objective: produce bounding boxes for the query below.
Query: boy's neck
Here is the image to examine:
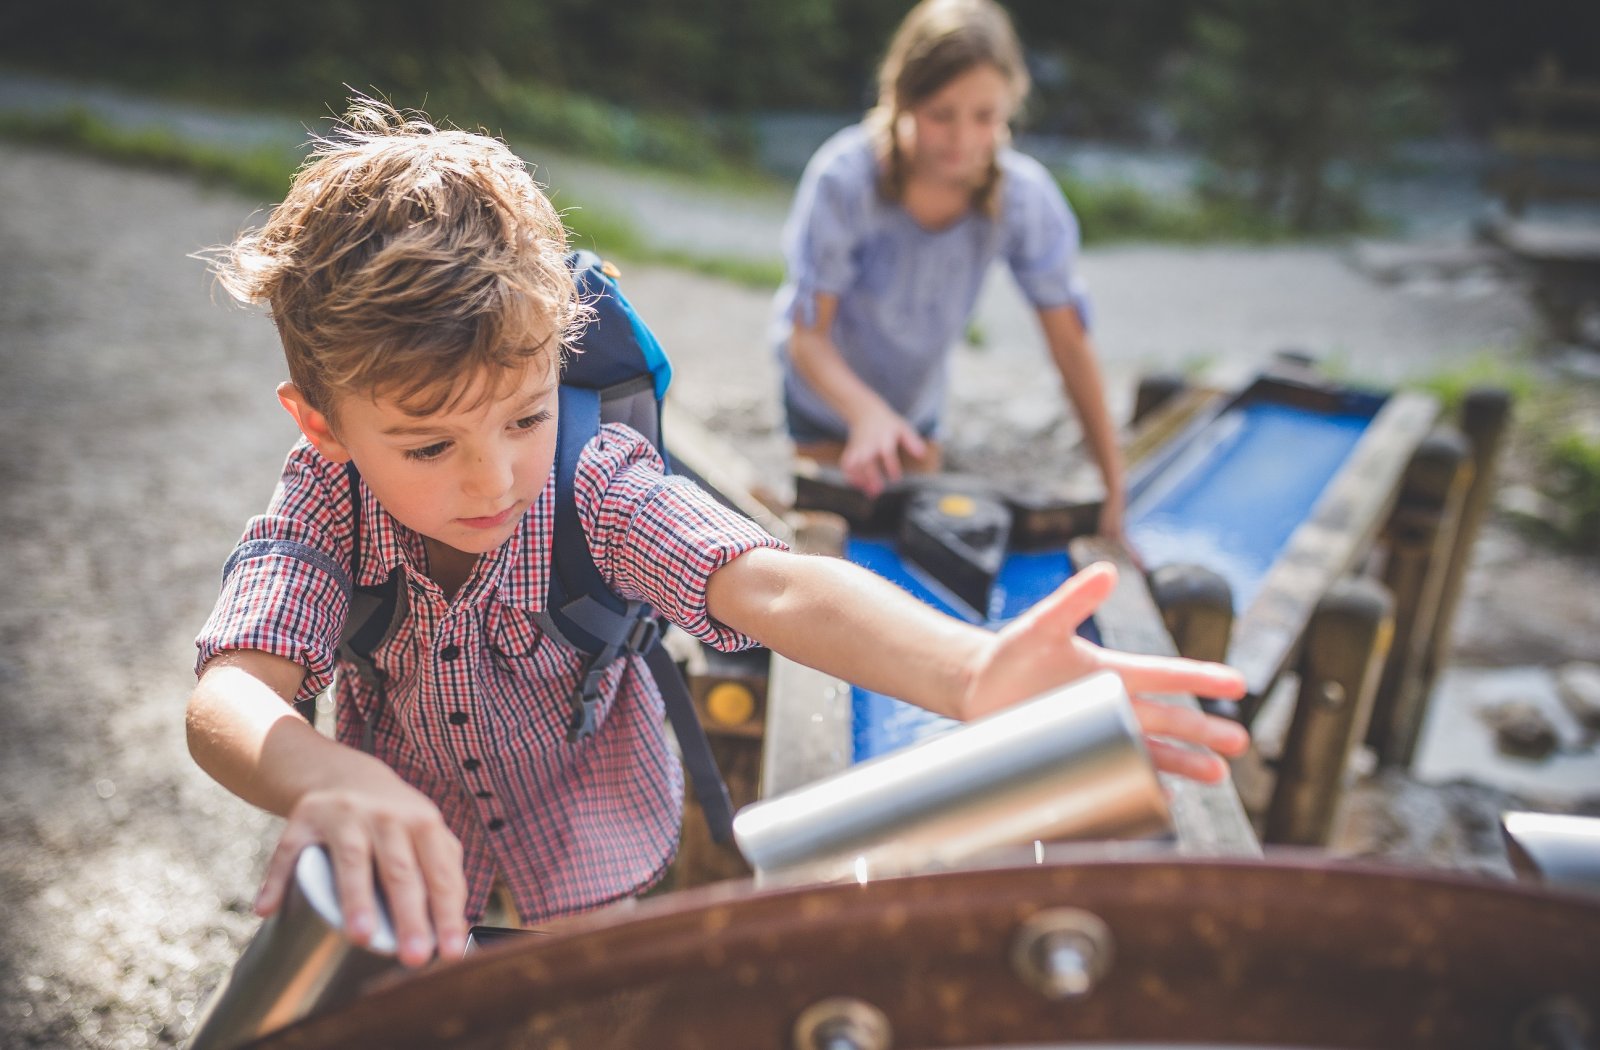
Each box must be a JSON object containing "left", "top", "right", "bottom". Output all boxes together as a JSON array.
[{"left": 423, "top": 537, "right": 481, "bottom": 600}]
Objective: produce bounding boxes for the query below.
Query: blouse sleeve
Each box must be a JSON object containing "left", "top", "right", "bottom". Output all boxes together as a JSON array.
[
  {"left": 1001, "top": 152, "right": 1095, "bottom": 330},
  {"left": 781, "top": 132, "right": 873, "bottom": 327}
]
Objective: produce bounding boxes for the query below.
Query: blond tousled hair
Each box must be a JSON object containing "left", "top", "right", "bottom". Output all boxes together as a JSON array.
[
  {"left": 866, "top": 0, "right": 1030, "bottom": 217},
  {"left": 208, "top": 98, "right": 585, "bottom": 419}
]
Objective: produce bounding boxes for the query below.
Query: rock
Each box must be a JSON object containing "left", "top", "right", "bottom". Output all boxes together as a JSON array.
[
  {"left": 1478, "top": 701, "right": 1561, "bottom": 759},
  {"left": 1556, "top": 662, "right": 1600, "bottom": 732}
]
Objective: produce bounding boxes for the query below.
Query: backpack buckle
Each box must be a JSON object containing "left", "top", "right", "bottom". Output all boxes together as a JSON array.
[
  {"left": 566, "top": 695, "right": 599, "bottom": 742},
  {"left": 567, "top": 665, "right": 608, "bottom": 742},
  {"left": 624, "top": 614, "right": 662, "bottom": 655}
]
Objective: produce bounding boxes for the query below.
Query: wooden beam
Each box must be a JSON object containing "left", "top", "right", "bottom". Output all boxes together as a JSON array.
[
  {"left": 1071, "top": 536, "right": 1263, "bottom": 858},
  {"left": 663, "top": 397, "right": 792, "bottom": 542},
  {"left": 1228, "top": 390, "right": 1437, "bottom": 708}
]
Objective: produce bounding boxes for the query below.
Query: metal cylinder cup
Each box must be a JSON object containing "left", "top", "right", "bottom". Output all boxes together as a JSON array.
[
  {"left": 733, "top": 671, "right": 1171, "bottom": 883},
  {"left": 185, "top": 846, "right": 401, "bottom": 1050}
]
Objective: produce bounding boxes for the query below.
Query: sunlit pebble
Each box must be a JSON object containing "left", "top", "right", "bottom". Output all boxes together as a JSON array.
[{"left": 95, "top": 778, "right": 117, "bottom": 799}]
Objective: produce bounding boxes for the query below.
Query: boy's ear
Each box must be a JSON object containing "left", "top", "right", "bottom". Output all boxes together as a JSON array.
[{"left": 276, "top": 382, "right": 352, "bottom": 463}]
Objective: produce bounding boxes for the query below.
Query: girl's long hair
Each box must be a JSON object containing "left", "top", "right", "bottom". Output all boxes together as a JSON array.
[{"left": 865, "top": 0, "right": 1030, "bottom": 218}]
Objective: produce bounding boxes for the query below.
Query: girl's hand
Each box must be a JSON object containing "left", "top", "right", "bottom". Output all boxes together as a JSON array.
[
  {"left": 1094, "top": 488, "right": 1144, "bottom": 570},
  {"left": 254, "top": 770, "right": 468, "bottom": 968},
  {"left": 959, "top": 561, "right": 1249, "bottom": 782},
  {"left": 842, "top": 405, "right": 927, "bottom": 497}
]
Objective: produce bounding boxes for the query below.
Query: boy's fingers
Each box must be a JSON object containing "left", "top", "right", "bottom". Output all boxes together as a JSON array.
[
  {"left": 327, "top": 833, "right": 379, "bottom": 947},
  {"left": 373, "top": 822, "right": 435, "bottom": 968},
  {"left": 1103, "top": 651, "right": 1248, "bottom": 703},
  {"left": 1144, "top": 737, "right": 1230, "bottom": 783},
  {"left": 420, "top": 826, "right": 469, "bottom": 959},
  {"left": 255, "top": 831, "right": 311, "bottom": 917},
  {"left": 1132, "top": 698, "right": 1250, "bottom": 758},
  {"left": 1023, "top": 562, "right": 1117, "bottom": 639}
]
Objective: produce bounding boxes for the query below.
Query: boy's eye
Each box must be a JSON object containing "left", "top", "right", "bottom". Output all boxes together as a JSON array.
[
  {"left": 404, "top": 441, "right": 450, "bottom": 462},
  {"left": 511, "top": 410, "right": 552, "bottom": 433}
]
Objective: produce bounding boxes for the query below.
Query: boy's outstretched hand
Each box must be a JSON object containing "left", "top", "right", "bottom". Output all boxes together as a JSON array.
[{"left": 960, "top": 561, "right": 1250, "bottom": 783}]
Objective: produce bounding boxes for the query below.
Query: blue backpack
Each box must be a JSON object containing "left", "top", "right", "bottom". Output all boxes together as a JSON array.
[{"left": 335, "top": 249, "right": 736, "bottom": 843}]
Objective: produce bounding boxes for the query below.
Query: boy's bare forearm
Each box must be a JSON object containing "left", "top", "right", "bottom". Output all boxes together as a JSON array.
[
  {"left": 706, "top": 548, "right": 985, "bottom": 718},
  {"left": 187, "top": 651, "right": 385, "bottom": 817}
]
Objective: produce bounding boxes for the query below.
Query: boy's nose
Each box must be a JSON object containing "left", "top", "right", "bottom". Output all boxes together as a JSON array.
[{"left": 461, "top": 449, "right": 514, "bottom": 500}]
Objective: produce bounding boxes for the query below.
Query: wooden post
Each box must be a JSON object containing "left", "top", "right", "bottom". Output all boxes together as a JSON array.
[
  {"left": 1148, "top": 563, "right": 1235, "bottom": 664},
  {"left": 1421, "top": 388, "right": 1512, "bottom": 693},
  {"left": 1265, "top": 578, "right": 1394, "bottom": 847},
  {"left": 1368, "top": 428, "right": 1473, "bottom": 767}
]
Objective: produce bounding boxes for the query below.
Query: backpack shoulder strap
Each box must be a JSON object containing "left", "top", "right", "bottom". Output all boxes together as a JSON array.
[
  {"left": 330, "top": 461, "right": 404, "bottom": 752},
  {"left": 542, "top": 254, "right": 735, "bottom": 842}
]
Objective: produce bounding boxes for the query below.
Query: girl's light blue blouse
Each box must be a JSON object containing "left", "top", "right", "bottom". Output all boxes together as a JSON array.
[{"left": 771, "top": 123, "right": 1094, "bottom": 442}]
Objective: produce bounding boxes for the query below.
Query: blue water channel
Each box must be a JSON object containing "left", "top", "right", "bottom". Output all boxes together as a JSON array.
[{"left": 847, "top": 395, "right": 1378, "bottom": 762}]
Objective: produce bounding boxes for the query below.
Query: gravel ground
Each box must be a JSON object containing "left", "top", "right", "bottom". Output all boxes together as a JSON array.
[{"left": 2, "top": 138, "right": 1597, "bottom": 1048}]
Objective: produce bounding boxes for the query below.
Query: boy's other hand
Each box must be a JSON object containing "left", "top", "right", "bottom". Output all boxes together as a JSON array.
[
  {"left": 960, "top": 561, "right": 1249, "bottom": 782},
  {"left": 254, "top": 770, "right": 468, "bottom": 968},
  {"left": 842, "top": 406, "right": 927, "bottom": 498}
]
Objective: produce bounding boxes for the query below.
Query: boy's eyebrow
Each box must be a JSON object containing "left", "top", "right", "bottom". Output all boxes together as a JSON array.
[{"left": 380, "top": 381, "right": 557, "bottom": 437}]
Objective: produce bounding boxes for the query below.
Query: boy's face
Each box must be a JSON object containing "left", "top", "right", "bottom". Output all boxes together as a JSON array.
[
  {"left": 904, "top": 63, "right": 1015, "bottom": 188},
  {"left": 291, "top": 355, "right": 560, "bottom": 558}
]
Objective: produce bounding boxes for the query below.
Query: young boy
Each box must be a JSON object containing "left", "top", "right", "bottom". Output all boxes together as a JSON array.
[{"left": 188, "top": 100, "right": 1248, "bottom": 970}]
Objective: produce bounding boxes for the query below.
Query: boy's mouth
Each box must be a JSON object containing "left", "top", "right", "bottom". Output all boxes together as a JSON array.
[{"left": 458, "top": 504, "right": 519, "bottom": 530}]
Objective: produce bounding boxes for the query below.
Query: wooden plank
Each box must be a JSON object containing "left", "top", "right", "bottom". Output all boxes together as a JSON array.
[
  {"left": 1071, "top": 536, "right": 1263, "bottom": 858},
  {"left": 1228, "top": 390, "right": 1438, "bottom": 705},
  {"left": 662, "top": 397, "right": 793, "bottom": 541},
  {"left": 759, "top": 655, "right": 855, "bottom": 799},
  {"left": 758, "top": 512, "right": 854, "bottom": 799},
  {"left": 1123, "top": 387, "right": 1226, "bottom": 469}
]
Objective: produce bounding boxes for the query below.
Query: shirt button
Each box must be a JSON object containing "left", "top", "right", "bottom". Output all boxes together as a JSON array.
[
  {"left": 487, "top": 818, "right": 506, "bottom": 832},
  {"left": 449, "top": 711, "right": 469, "bottom": 726},
  {"left": 440, "top": 644, "right": 461, "bottom": 661},
  {"left": 462, "top": 757, "right": 481, "bottom": 772}
]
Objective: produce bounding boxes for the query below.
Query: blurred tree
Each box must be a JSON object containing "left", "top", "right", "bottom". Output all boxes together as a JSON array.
[
  {"left": 1175, "top": 0, "right": 1446, "bottom": 231},
  {"left": 1009, "top": 0, "right": 1200, "bottom": 139}
]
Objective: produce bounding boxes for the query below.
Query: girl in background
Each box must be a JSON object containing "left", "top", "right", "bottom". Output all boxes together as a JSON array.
[{"left": 773, "top": 0, "right": 1128, "bottom": 544}]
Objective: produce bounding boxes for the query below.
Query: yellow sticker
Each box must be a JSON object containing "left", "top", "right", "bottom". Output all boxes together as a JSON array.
[
  {"left": 600, "top": 259, "right": 622, "bottom": 279},
  {"left": 706, "top": 682, "right": 756, "bottom": 727},
  {"left": 938, "top": 494, "right": 977, "bottom": 518}
]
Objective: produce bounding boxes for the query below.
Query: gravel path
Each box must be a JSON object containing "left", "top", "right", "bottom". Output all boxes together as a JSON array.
[{"left": 1, "top": 131, "right": 1596, "bottom": 1049}]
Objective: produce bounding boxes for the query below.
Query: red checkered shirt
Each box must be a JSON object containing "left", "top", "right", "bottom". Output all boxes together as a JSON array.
[{"left": 195, "top": 423, "right": 784, "bottom": 925}]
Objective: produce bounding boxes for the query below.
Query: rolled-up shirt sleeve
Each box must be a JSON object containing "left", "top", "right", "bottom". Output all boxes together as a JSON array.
[
  {"left": 195, "top": 449, "right": 353, "bottom": 707},
  {"left": 1003, "top": 153, "right": 1095, "bottom": 330},
  {"left": 577, "top": 423, "right": 787, "bottom": 652}
]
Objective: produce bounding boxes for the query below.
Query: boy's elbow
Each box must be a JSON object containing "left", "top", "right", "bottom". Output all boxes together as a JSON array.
[{"left": 707, "top": 547, "right": 797, "bottom": 633}]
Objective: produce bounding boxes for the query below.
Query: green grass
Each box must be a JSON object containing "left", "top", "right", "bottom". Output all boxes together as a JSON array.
[
  {"left": 1404, "top": 352, "right": 1543, "bottom": 415},
  {"left": 1057, "top": 171, "right": 1394, "bottom": 245},
  {"left": 1406, "top": 353, "right": 1600, "bottom": 551},
  {"left": 0, "top": 107, "right": 787, "bottom": 289},
  {"left": 0, "top": 106, "right": 298, "bottom": 200}
]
